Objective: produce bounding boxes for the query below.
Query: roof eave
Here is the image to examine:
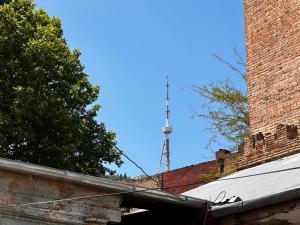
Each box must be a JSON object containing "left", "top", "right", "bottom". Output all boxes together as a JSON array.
[
  {"left": 0, "top": 157, "right": 207, "bottom": 209},
  {"left": 211, "top": 187, "right": 300, "bottom": 217}
]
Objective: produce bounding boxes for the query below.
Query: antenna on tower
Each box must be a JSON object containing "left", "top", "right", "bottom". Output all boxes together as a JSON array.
[{"left": 158, "top": 76, "right": 172, "bottom": 173}]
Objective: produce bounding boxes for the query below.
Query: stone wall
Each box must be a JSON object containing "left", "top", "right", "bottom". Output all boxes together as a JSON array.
[{"left": 121, "top": 174, "right": 162, "bottom": 190}]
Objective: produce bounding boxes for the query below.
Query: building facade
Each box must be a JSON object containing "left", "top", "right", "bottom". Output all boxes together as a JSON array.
[{"left": 238, "top": 0, "right": 300, "bottom": 169}]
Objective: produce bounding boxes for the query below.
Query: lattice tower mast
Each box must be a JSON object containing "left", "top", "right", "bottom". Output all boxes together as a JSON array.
[{"left": 158, "top": 76, "right": 172, "bottom": 172}]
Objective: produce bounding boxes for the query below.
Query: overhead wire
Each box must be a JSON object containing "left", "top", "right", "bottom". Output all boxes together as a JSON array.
[
  {"left": 1, "top": 147, "right": 300, "bottom": 211},
  {"left": 204, "top": 191, "right": 226, "bottom": 225},
  {"left": 217, "top": 166, "right": 300, "bottom": 182},
  {"left": 113, "top": 145, "right": 188, "bottom": 200},
  {"left": 114, "top": 145, "right": 160, "bottom": 186},
  {"left": 1, "top": 164, "right": 300, "bottom": 209},
  {"left": 0, "top": 184, "right": 193, "bottom": 210}
]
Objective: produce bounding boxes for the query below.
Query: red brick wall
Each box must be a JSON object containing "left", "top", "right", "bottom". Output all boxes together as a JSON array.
[
  {"left": 238, "top": 0, "right": 300, "bottom": 169},
  {"left": 162, "top": 160, "right": 218, "bottom": 194},
  {"left": 245, "top": 0, "right": 300, "bottom": 134},
  {"left": 122, "top": 155, "right": 238, "bottom": 195}
]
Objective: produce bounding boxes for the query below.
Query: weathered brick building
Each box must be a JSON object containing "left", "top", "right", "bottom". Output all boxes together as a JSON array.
[
  {"left": 245, "top": 0, "right": 300, "bottom": 133},
  {"left": 122, "top": 149, "right": 239, "bottom": 197},
  {"left": 183, "top": 0, "right": 300, "bottom": 224},
  {"left": 0, "top": 157, "right": 207, "bottom": 225},
  {"left": 161, "top": 160, "right": 217, "bottom": 194},
  {"left": 122, "top": 2, "right": 300, "bottom": 225},
  {"left": 238, "top": 0, "right": 300, "bottom": 169},
  {"left": 2, "top": 0, "right": 300, "bottom": 224},
  {"left": 121, "top": 160, "right": 218, "bottom": 195}
]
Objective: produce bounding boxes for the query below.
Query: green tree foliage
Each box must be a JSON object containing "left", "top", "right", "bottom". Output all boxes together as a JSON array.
[
  {"left": 193, "top": 49, "right": 249, "bottom": 148},
  {"left": 0, "top": 0, "right": 11, "bottom": 5},
  {"left": 0, "top": 0, "right": 122, "bottom": 175}
]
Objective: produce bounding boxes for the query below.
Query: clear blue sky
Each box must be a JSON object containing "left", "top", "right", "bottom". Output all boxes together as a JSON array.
[{"left": 34, "top": 0, "right": 246, "bottom": 177}]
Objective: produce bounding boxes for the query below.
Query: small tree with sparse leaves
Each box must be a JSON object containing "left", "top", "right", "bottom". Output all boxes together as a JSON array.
[{"left": 193, "top": 48, "right": 249, "bottom": 149}]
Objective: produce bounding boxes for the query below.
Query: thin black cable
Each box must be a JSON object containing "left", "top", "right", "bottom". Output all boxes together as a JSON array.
[
  {"left": 1, "top": 164, "right": 300, "bottom": 209},
  {"left": 218, "top": 166, "right": 300, "bottom": 182},
  {"left": 163, "top": 165, "right": 300, "bottom": 189},
  {"left": 213, "top": 191, "right": 226, "bottom": 203},
  {"left": 0, "top": 179, "right": 211, "bottom": 209},
  {"left": 0, "top": 185, "right": 195, "bottom": 209},
  {"left": 116, "top": 144, "right": 300, "bottom": 191},
  {"left": 203, "top": 201, "right": 210, "bottom": 225},
  {"left": 114, "top": 145, "right": 160, "bottom": 186},
  {"left": 203, "top": 191, "right": 226, "bottom": 225},
  {"left": 114, "top": 145, "right": 188, "bottom": 200},
  {"left": 115, "top": 145, "right": 184, "bottom": 200}
]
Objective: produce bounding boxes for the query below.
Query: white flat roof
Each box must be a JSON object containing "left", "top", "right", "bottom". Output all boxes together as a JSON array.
[{"left": 183, "top": 153, "right": 300, "bottom": 202}]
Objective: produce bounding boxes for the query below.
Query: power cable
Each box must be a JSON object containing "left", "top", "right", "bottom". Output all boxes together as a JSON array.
[
  {"left": 113, "top": 145, "right": 187, "bottom": 200},
  {"left": 203, "top": 191, "right": 226, "bottom": 225},
  {"left": 0, "top": 185, "right": 196, "bottom": 209},
  {"left": 0, "top": 191, "right": 133, "bottom": 209},
  {"left": 114, "top": 145, "right": 161, "bottom": 187},
  {"left": 163, "top": 165, "right": 300, "bottom": 190},
  {"left": 218, "top": 166, "right": 300, "bottom": 182},
  {"left": 213, "top": 191, "right": 226, "bottom": 203},
  {"left": 1, "top": 164, "right": 300, "bottom": 209}
]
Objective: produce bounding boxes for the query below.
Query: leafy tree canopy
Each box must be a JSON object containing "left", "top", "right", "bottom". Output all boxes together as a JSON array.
[
  {"left": 0, "top": 0, "right": 122, "bottom": 175},
  {"left": 193, "top": 49, "right": 249, "bottom": 149},
  {"left": 0, "top": 0, "right": 11, "bottom": 5}
]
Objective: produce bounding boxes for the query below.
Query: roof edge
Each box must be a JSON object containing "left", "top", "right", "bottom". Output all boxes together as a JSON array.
[
  {"left": 211, "top": 187, "right": 300, "bottom": 217},
  {"left": 0, "top": 157, "right": 207, "bottom": 208}
]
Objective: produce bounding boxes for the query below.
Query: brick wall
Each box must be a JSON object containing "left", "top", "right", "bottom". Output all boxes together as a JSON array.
[
  {"left": 162, "top": 160, "right": 218, "bottom": 194},
  {"left": 245, "top": 0, "right": 300, "bottom": 134},
  {"left": 222, "top": 152, "right": 240, "bottom": 176},
  {"left": 122, "top": 161, "right": 218, "bottom": 195},
  {"left": 122, "top": 152, "right": 239, "bottom": 195},
  {"left": 238, "top": 124, "right": 300, "bottom": 169},
  {"left": 238, "top": 0, "right": 300, "bottom": 169}
]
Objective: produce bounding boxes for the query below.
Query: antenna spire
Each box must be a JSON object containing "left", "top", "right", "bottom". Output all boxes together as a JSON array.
[{"left": 158, "top": 76, "right": 172, "bottom": 173}]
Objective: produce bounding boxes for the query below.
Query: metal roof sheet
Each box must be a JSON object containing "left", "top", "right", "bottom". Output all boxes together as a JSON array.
[
  {"left": 0, "top": 157, "right": 206, "bottom": 210},
  {"left": 183, "top": 153, "right": 300, "bottom": 202}
]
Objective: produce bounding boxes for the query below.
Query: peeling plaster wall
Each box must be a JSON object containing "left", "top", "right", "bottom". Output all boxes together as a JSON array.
[
  {"left": 0, "top": 169, "right": 122, "bottom": 225},
  {"left": 0, "top": 212, "right": 70, "bottom": 225}
]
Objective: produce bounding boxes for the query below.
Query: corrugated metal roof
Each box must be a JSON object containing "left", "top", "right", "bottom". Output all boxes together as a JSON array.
[{"left": 183, "top": 153, "right": 300, "bottom": 202}]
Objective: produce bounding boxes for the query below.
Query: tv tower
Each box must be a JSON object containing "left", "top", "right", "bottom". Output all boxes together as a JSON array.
[{"left": 158, "top": 76, "right": 172, "bottom": 172}]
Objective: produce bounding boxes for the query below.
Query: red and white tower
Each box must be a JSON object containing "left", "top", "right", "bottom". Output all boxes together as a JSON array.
[{"left": 158, "top": 76, "right": 172, "bottom": 172}]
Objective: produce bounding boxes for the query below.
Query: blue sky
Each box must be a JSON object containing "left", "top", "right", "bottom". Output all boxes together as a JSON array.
[{"left": 34, "top": 0, "right": 246, "bottom": 177}]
